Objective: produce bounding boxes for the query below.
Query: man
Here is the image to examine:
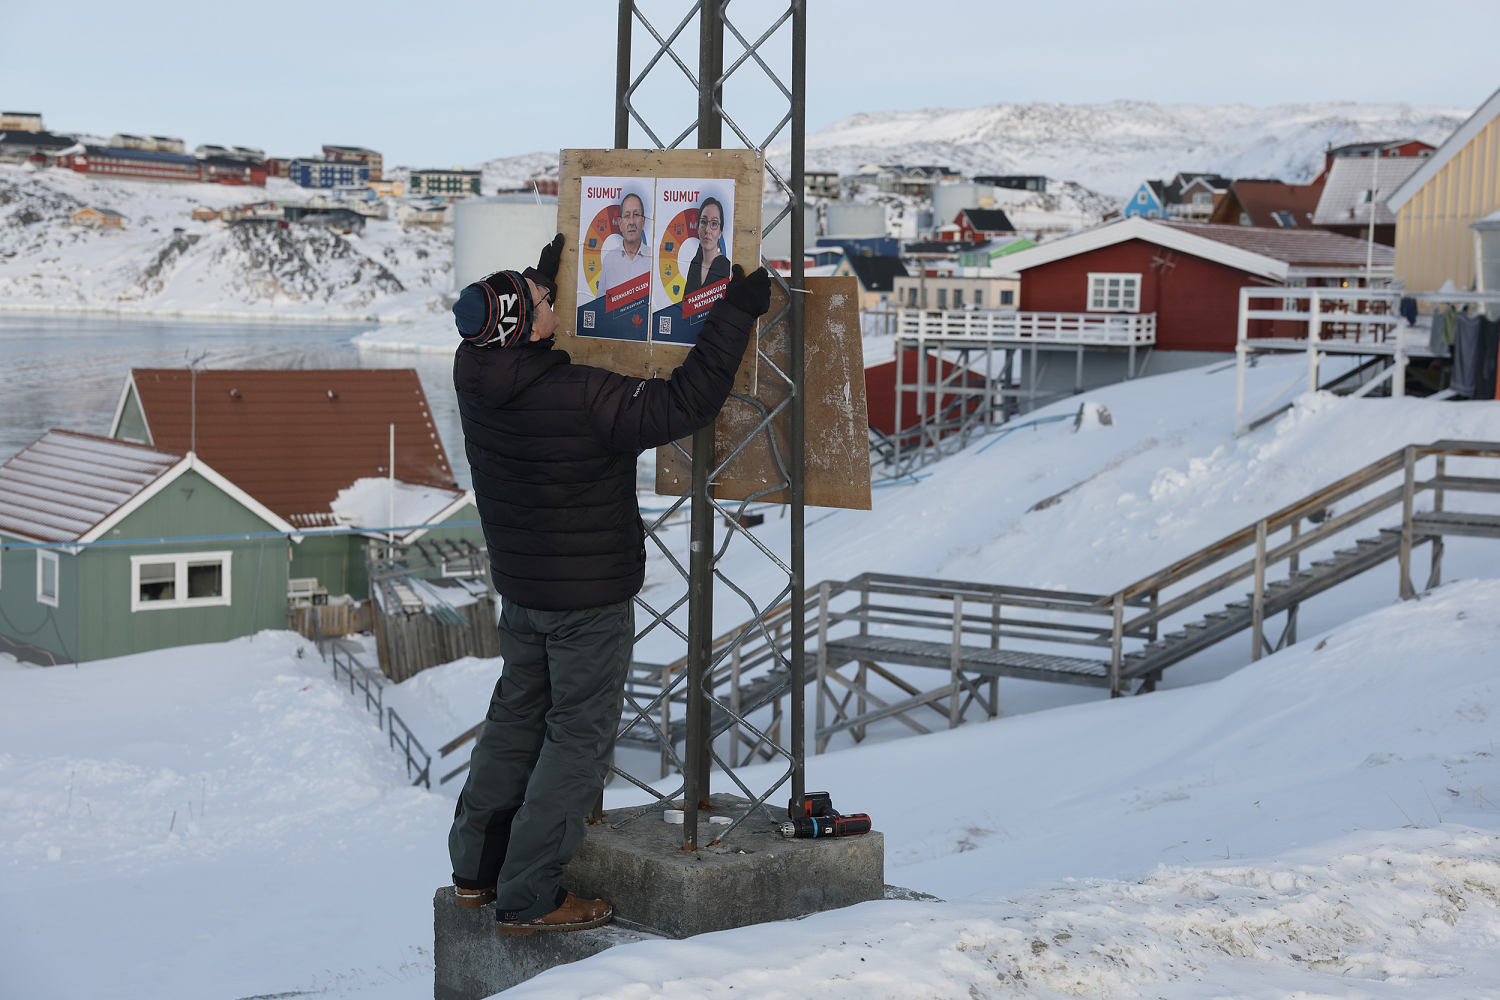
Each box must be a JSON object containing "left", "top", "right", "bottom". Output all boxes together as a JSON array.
[
  {"left": 598, "top": 192, "right": 651, "bottom": 291},
  {"left": 447, "top": 233, "right": 771, "bottom": 935}
]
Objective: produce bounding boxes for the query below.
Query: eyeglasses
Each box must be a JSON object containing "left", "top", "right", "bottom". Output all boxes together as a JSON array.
[
  {"left": 532, "top": 287, "right": 553, "bottom": 309},
  {"left": 698, "top": 215, "right": 722, "bottom": 230}
]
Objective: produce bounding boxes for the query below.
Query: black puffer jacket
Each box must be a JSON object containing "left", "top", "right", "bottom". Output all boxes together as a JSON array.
[{"left": 454, "top": 300, "right": 755, "bottom": 611}]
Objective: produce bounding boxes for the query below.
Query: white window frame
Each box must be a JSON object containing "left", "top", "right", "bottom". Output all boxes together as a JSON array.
[
  {"left": 36, "top": 550, "right": 59, "bottom": 608},
  {"left": 1086, "top": 272, "right": 1141, "bottom": 313},
  {"left": 130, "top": 550, "right": 232, "bottom": 612}
]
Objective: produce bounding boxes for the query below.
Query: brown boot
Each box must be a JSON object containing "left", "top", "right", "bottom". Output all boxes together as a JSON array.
[
  {"left": 454, "top": 885, "right": 496, "bottom": 909},
  {"left": 495, "top": 891, "right": 613, "bottom": 936}
]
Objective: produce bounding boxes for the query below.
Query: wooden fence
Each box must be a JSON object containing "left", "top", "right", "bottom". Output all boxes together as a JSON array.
[{"left": 370, "top": 591, "right": 499, "bottom": 683}]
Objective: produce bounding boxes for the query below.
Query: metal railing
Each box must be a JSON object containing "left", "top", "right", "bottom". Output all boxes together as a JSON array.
[
  {"left": 324, "top": 641, "right": 432, "bottom": 789},
  {"left": 898, "top": 308, "right": 1157, "bottom": 346}
]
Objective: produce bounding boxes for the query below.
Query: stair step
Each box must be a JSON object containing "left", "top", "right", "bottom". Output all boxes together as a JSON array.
[{"left": 1204, "top": 610, "right": 1230, "bottom": 621}]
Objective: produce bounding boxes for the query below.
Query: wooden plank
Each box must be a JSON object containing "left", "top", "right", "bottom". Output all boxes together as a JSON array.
[
  {"left": 826, "top": 634, "right": 1110, "bottom": 688},
  {"left": 1412, "top": 511, "right": 1500, "bottom": 539},
  {"left": 655, "top": 276, "right": 873, "bottom": 510}
]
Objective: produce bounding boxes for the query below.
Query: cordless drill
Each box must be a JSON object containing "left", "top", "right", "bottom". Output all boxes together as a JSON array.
[{"left": 777, "top": 791, "right": 871, "bottom": 838}]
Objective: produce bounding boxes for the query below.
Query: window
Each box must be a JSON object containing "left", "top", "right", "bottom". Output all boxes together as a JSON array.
[
  {"left": 907, "top": 288, "right": 918, "bottom": 306},
  {"left": 1087, "top": 273, "right": 1141, "bottom": 312},
  {"left": 937, "top": 289, "right": 948, "bottom": 309},
  {"left": 974, "top": 290, "right": 983, "bottom": 306},
  {"left": 1239, "top": 212, "right": 1252, "bottom": 226},
  {"left": 37, "top": 550, "right": 59, "bottom": 607},
  {"left": 1136, "top": 190, "right": 1147, "bottom": 204},
  {"left": 953, "top": 290, "right": 964, "bottom": 307},
  {"left": 131, "top": 551, "right": 231, "bottom": 611},
  {"left": 1193, "top": 192, "right": 1212, "bottom": 206},
  {"left": 1271, "top": 210, "right": 1298, "bottom": 228},
  {"left": 1000, "top": 289, "right": 1014, "bottom": 306}
]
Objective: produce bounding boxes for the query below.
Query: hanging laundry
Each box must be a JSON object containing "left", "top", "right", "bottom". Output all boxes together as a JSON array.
[
  {"left": 1427, "top": 305, "right": 1455, "bottom": 358},
  {"left": 1452, "top": 311, "right": 1483, "bottom": 398},
  {"left": 1399, "top": 296, "right": 1418, "bottom": 325},
  {"left": 1479, "top": 316, "right": 1500, "bottom": 401}
]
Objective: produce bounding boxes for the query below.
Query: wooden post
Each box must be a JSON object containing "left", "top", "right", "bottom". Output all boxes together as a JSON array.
[
  {"left": 815, "top": 580, "right": 830, "bottom": 754},
  {"left": 1286, "top": 518, "right": 1300, "bottom": 647},
  {"left": 1400, "top": 446, "right": 1416, "bottom": 599},
  {"left": 1428, "top": 453, "right": 1446, "bottom": 590},
  {"left": 949, "top": 593, "right": 964, "bottom": 728},
  {"left": 1251, "top": 520, "right": 1267, "bottom": 661},
  {"left": 1109, "top": 592, "right": 1124, "bottom": 698}
]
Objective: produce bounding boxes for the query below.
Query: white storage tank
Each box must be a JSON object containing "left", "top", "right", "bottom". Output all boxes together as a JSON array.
[
  {"left": 932, "top": 183, "right": 989, "bottom": 230},
  {"left": 760, "top": 202, "right": 791, "bottom": 262},
  {"left": 824, "top": 202, "right": 885, "bottom": 238},
  {"left": 452, "top": 195, "right": 560, "bottom": 291}
]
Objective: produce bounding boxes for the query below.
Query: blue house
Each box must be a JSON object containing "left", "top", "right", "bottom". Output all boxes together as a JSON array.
[{"left": 1123, "top": 180, "right": 1168, "bottom": 218}]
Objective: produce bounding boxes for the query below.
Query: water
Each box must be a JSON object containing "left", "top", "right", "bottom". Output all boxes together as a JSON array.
[{"left": 0, "top": 311, "right": 471, "bottom": 488}]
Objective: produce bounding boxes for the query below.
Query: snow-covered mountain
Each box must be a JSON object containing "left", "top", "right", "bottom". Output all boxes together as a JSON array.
[
  {"left": 0, "top": 100, "right": 1472, "bottom": 317},
  {"left": 776, "top": 100, "right": 1469, "bottom": 198}
]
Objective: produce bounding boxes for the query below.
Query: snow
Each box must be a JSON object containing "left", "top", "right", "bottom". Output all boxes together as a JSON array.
[
  {"left": 4, "top": 338, "right": 1500, "bottom": 997},
  {"left": 332, "top": 476, "right": 467, "bottom": 533}
]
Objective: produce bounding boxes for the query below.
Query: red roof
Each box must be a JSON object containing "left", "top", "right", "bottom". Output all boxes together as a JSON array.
[
  {"left": 1215, "top": 181, "right": 1323, "bottom": 228},
  {"left": 127, "top": 369, "right": 454, "bottom": 521}
]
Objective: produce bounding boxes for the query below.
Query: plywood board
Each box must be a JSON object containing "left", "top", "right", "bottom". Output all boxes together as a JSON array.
[
  {"left": 556, "top": 148, "right": 764, "bottom": 395},
  {"left": 654, "top": 276, "right": 871, "bottom": 511}
]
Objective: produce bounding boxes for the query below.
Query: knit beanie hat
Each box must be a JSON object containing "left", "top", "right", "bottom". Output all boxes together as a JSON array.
[{"left": 453, "top": 270, "right": 533, "bottom": 348}]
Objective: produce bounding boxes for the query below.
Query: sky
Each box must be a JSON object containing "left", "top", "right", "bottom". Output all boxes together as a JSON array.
[
  {"left": 4, "top": 350, "right": 1500, "bottom": 998},
  {"left": 3, "top": 0, "right": 1497, "bottom": 170}
]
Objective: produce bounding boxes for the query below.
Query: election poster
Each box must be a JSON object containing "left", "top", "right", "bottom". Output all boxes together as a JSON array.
[
  {"left": 649, "top": 178, "right": 736, "bottom": 347},
  {"left": 576, "top": 176, "right": 654, "bottom": 343},
  {"left": 555, "top": 148, "right": 763, "bottom": 391}
]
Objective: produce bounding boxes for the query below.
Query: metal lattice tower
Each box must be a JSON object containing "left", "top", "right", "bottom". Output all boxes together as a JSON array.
[{"left": 606, "top": 0, "right": 808, "bottom": 849}]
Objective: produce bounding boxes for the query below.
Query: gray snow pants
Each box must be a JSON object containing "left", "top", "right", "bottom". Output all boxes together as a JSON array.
[{"left": 447, "top": 597, "right": 634, "bottom": 920}]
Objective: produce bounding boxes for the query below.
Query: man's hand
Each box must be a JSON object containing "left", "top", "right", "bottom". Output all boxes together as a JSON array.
[
  {"left": 536, "top": 233, "right": 564, "bottom": 283},
  {"left": 723, "top": 265, "right": 771, "bottom": 318}
]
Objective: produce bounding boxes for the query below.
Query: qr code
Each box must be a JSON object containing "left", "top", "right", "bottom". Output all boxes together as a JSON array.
[
  {"left": 582, "top": 310, "right": 596, "bottom": 329},
  {"left": 658, "top": 316, "right": 671, "bottom": 336}
]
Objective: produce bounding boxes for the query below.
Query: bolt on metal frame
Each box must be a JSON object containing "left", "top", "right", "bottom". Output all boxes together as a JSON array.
[{"left": 608, "top": 0, "right": 808, "bottom": 849}]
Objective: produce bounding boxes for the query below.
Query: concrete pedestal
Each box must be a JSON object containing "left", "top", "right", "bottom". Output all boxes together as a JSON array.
[
  {"left": 566, "top": 793, "right": 884, "bottom": 939},
  {"left": 433, "top": 794, "right": 885, "bottom": 998}
]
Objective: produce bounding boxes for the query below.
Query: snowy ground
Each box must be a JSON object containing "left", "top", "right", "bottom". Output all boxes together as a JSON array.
[{"left": 3, "top": 346, "right": 1500, "bottom": 999}]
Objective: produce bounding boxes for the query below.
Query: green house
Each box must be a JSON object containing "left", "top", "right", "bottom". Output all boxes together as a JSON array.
[
  {"left": 0, "top": 430, "right": 297, "bottom": 664},
  {"left": 109, "top": 367, "right": 485, "bottom": 605}
]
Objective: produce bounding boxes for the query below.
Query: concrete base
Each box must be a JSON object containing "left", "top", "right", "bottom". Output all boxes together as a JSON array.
[
  {"left": 433, "top": 886, "right": 657, "bottom": 999},
  {"left": 564, "top": 793, "right": 884, "bottom": 939},
  {"left": 433, "top": 794, "right": 885, "bottom": 997}
]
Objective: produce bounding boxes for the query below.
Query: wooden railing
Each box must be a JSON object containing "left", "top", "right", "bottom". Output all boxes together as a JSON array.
[{"left": 1100, "top": 440, "right": 1500, "bottom": 690}]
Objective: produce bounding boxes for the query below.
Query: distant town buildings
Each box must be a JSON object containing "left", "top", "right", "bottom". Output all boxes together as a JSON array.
[
  {"left": 0, "top": 111, "right": 44, "bottom": 132},
  {"left": 409, "top": 168, "right": 481, "bottom": 198}
]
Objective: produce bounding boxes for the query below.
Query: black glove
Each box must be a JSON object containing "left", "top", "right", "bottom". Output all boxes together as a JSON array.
[
  {"left": 523, "top": 233, "right": 564, "bottom": 303},
  {"left": 536, "top": 233, "right": 564, "bottom": 283},
  {"left": 723, "top": 265, "right": 771, "bottom": 318}
]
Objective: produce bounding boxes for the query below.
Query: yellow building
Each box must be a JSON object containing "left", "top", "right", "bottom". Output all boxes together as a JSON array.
[
  {"left": 1387, "top": 86, "right": 1500, "bottom": 291},
  {"left": 72, "top": 207, "right": 124, "bottom": 228}
]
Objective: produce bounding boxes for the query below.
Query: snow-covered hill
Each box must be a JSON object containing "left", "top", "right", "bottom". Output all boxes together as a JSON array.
[
  {"left": 5, "top": 355, "right": 1500, "bottom": 999},
  {"left": 0, "top": 165, "right": 451, "bottom": 319}
]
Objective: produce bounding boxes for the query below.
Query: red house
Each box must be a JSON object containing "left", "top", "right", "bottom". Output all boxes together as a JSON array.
[
  {"left": 940, "top": 208, "right": 1015, "bottom": 242},
  {"left": 995, "top": 216, "right": 1393, "bottom": 352}
]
